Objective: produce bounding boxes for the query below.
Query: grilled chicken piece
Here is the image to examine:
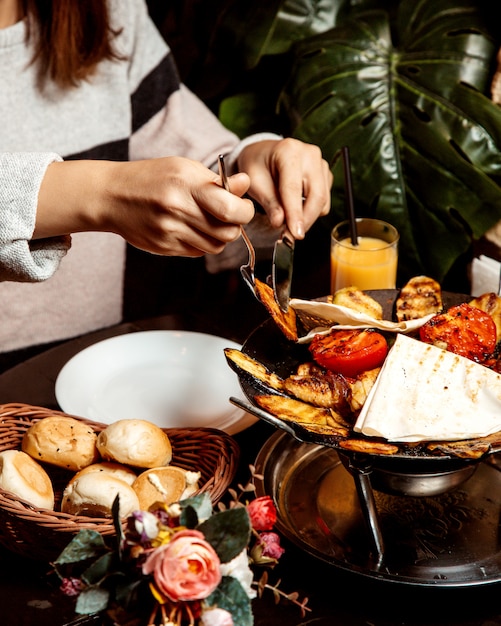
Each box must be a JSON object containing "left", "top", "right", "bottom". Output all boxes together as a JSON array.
[
  {"left": 283, "top": 362, "right": 351, "bottom": 413},
  {"left": 395, "top": 275, "right": 443, "bottom": 321},
  {"left": 331, "top": 286, "right": 383, "bottom": 320},
  {"left": 469, "top": 292, "right": 501, "bottom": 343},
  {"left": 254, "top": 394, "right": 351, "bottom": 437},
  {"left": 348, "top": 367, "right": 380, "bottom": 414}
]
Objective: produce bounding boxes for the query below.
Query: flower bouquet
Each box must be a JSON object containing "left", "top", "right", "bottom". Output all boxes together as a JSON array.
[{"left": 53, "top": 467, "right": 310, "bottom": 626}]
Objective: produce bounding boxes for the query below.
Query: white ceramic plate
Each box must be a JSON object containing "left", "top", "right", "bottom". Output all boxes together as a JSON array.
[{"left": 55, "top": 330, "right": 256, "bottom": 434}]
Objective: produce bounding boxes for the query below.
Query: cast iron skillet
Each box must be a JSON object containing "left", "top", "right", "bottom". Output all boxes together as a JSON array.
[{"left": 231, "top": 289, "right": 501, "bottom": 472}]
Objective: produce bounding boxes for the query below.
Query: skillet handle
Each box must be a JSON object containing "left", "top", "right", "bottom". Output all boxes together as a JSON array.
[{"left": 229, "top": 396, "right": 298, "bottom": 438}]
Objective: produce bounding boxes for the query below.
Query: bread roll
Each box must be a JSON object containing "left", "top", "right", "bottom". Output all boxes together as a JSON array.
[
  {"left": 96, "top": 419, "right": 172, "bottom": 468},
  {"left": 61, "top": 472, "right": 140, "bottom": 518},
  {"left": 132, "top": 466, "right": 199, "bottom": 511},
  {"left": 66, "top": 462, "right": 138, "bottom": 487},
  {"left": 0, "top": 450, "right": 54, "bottom": 510},
  {"left": 22, "top": 415, "right": 99, "bottom": 471}
]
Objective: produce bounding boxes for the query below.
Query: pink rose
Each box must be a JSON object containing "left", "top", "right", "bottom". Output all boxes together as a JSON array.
[
  {"left": 246, "top": 496, "right": 277, "bottom": 531},
  {"left": 60, "top": 577, "right": 84, "bottom": 597},
  {"left": 258, "top": 532, "right": 285, "bottom": 560},
  {"left": 142, "top": 529, "right": 221, "bottom": 601}
]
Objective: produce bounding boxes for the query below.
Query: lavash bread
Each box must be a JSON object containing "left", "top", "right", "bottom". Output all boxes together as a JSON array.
[
  {"left": 96, "top": 419, "right": 172, "bottom": 468},
  {"left": 22, "top": 415, "right": 99, "bottom": 471},
  {"left": 61, "top": 472, "right": 140, "bottom": 518},
  {"left": 132, "top": 466, "right": 200, "bottom": 511},
  {"left": 0, "top": 450, "right": 54, "bottom": 510}
]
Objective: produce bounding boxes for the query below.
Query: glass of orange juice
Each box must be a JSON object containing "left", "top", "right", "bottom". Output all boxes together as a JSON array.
[{"left": 331, "top": 218, "right": 399, "bottom": 293}]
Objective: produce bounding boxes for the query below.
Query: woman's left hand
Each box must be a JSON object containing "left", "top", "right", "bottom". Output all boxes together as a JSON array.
[{"left": 237, "top": 137, "right": 332, "bottom": 240}]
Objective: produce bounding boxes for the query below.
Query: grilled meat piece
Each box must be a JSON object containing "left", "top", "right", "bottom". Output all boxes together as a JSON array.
[
  {"left": 348, "top": 367, "right": 380, "bottom": 414},
  {"left": 283, "top": 362, "right": 351, "bottom": 414},
  {"left": 395, "top": 275, "right": 442, "bottom": 321}
]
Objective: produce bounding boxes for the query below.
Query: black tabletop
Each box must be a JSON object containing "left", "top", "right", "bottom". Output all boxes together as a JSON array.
[{"left": 1, "top": 315, "right": 501, "bottom": 626}]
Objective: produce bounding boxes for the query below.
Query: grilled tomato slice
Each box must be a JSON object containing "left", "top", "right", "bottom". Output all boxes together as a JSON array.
[
  {"left": 419, "top": 302, "right": 497, "bottom": 363},
  {"left": 309, "top": 329, "right": 388, "bottom": 378}
]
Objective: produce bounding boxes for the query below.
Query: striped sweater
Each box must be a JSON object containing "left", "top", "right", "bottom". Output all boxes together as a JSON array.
[{"left": 0, "top": 0, "right": 275, "bottom": 352}]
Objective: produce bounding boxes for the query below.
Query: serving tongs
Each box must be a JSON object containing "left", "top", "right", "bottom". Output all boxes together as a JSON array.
[{"left": 218, "top": 155, "right": 256, "bottom": 295}]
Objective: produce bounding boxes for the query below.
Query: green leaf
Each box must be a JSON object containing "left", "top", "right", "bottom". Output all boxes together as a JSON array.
[
  {"left": 53, "top": 529, "right": 108, "bottom": 566},
  {"left": 81, "top": 552, "right": 117, "bottom": 586},
  {"left": 198, "top": 508, "right": 251, "bottom": 564},
  {"left": 206, "top": 576, "right": 253, "bottom": 626},
  {"left": 180, "top": 492, "right": 213, "bottom": 527},
  {"left": 75, "top": 585, "right": 110, "bottom": 615},
  {"left": 279, "top": 0, "right": 501, "bottom": 282},
  {"left": 114, "top": 577, "right": 145, "bottom": 609}
]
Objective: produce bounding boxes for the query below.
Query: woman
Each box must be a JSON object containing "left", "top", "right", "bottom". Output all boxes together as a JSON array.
[{"left": 0, "top": 0, "right": 331, "bottom": 357}]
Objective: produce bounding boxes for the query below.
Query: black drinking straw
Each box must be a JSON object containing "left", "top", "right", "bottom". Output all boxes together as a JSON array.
[{"left": 342, "top": 145, "right": 358, "bottom": 245}]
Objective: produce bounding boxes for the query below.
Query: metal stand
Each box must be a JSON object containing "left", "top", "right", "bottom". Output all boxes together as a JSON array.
[{"left": 345, "top": 454, "right": 385, "bottom": 568}]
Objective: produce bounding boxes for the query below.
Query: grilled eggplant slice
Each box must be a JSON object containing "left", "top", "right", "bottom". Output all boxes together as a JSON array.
[
  {"left": 338, "top": 438, "right": 399, "bottom": 455},
  {"left": 224, "top": 347, "right": 284, "bottom": 392},
  {"left": 254, "top": 394, "right": 351, "bottom": 437},
  {"left": 254, "top": 278, "right": 298, "bottom": 342}
]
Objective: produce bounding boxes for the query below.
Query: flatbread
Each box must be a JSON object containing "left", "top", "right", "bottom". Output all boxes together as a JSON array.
[
  {"left": 291, "top": 299, "right": 434, "bottom": 343},
  {"left": 354, "top": 333, "right": 501, "bottom": 442}
]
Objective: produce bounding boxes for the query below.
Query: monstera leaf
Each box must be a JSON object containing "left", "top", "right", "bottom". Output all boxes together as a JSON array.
[{"left": 278, "top": 0, "right": 501, "bottom": 283}]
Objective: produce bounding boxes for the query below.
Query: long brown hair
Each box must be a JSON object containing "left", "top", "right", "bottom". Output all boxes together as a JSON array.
[{"left": 24, "top": 0, "right": 123, "bottom": 88}]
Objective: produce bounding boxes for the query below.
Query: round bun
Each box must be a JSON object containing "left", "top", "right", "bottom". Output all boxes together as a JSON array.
[
  {"left": 61, "top": 472, "right": 140, "bottom": 518},
  {"left": 132, "top": 466, "right": 189, "bottom": 511},
  {"left": 69, "top": 461, "right": 138, "bottom": 486},
  {"left": 66, "top": 462, "right": 138, "bottom": 488},
  {"left": 0, "top": 450, "right": 54, "bottom": 510},
  {"left": 96, "top": 419, "right": 172, "bottom": 468},
  {"left": 22, "top": 415, "right": 99, "bottom": 471}
]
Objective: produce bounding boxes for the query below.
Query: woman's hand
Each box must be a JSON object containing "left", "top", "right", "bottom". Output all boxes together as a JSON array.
[
  {"left": 237, "top": 137, "right": 332, "bottom": 240},
  {"left": 36, "top": 156, "right": 255, "bottom": 257}
]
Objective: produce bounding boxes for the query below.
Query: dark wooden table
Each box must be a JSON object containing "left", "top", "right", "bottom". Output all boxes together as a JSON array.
[{"left": 1, "top": 314, "right": 501, "bottom": 626}]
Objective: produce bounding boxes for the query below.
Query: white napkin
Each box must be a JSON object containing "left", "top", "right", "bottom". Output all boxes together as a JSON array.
[
  {"left": 470, "top": 255, "right": 501, "bottom": 297},
  {"left": 290, "top": 299, "right": 434, "bottom": 344},
  {"left": 354, "top": 334, "right": 501, "bottom": 442}
]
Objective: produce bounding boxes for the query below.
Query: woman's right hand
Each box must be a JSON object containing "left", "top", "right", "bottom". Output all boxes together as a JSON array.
[{"left": 35, "top": 156, "right": 255, "bottom": 257}]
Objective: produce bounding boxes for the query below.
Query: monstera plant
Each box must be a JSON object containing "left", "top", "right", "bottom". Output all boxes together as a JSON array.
[{"left": 209, "top": 0, "right": 501, "bottom": 288}]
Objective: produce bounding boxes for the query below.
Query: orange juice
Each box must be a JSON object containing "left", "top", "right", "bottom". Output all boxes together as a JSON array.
[{"left": 331, "top": 235, "right": 398, "bottom": 292}]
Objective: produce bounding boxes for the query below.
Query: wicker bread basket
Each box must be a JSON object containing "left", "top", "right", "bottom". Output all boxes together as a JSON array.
[{"left": 0, "top": 403, "right": 239, "bottom": 561}]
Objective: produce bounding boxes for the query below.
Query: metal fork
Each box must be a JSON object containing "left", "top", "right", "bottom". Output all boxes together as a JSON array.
[{"left": 218, "top": 155, "right": 256, "bottom": 294}]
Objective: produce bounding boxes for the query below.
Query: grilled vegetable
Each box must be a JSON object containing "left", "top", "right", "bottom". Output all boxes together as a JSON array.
[
  {"left": 254, "top": 394, "right": 351, "bottom": 437},
  {"left": 469, "top": 292, "right": 501, "bottom": 343},
  {"left": 331, "top": 286, "right": 383, "bottom": 320},
  {"left": 419, "top": 303, "right": 497, "bottom": 363},
  {"left": 309, "top": 329, "right": 388, "bottom": 378},
  {"left": 254, "top": 278, "right": 297, "bottom": 342},
  {"left": 395, "top": 275, "right": 442, "bottom": 321}
]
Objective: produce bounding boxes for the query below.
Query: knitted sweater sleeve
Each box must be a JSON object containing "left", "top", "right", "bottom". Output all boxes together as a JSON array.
[{"left": 0, "top": 152, "right": 70, "bottom": 282}]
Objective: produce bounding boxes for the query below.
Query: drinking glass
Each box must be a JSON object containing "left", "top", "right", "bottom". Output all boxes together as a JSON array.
[{"left": 330, "top": 218, "right": 399, "bottom": 293}]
